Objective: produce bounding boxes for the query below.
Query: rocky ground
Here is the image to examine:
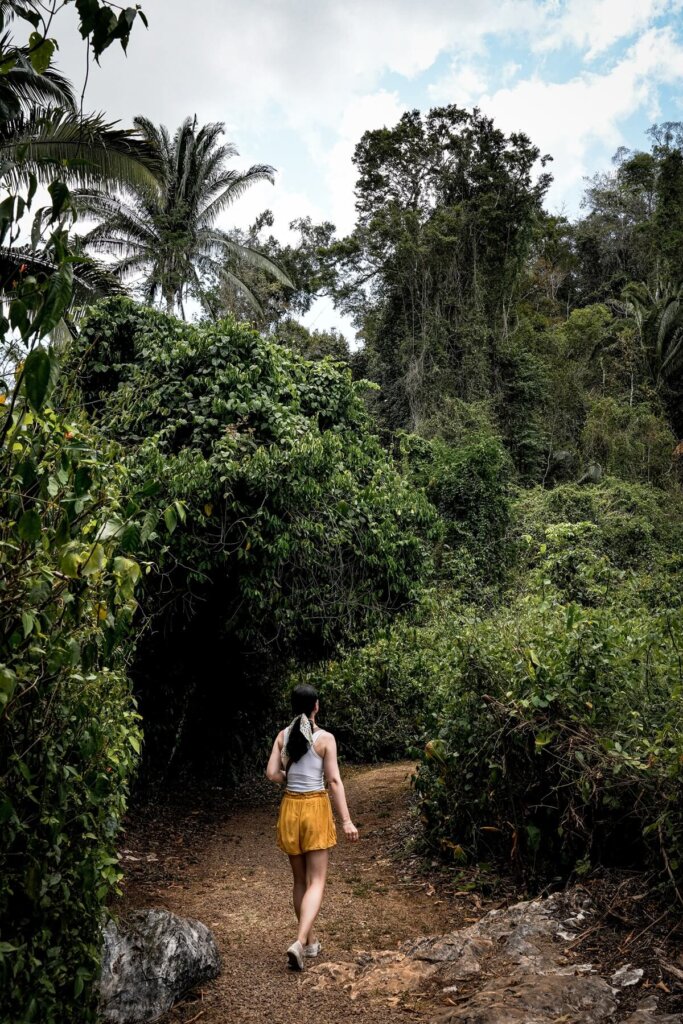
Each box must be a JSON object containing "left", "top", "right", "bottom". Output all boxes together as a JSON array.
[{"left": 114, "top": 763, "right": 683, "bottom": 1023}]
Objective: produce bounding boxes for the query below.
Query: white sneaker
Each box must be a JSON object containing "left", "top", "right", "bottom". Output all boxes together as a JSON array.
[
  {"left": 287, "top": 940, "right": 305, "bottom": 970},
  {"left": 303, "top": 941, "right": 321, "bottom": 958}
]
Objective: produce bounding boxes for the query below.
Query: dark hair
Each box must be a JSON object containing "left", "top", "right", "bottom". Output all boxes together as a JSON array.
[{"left": 286, "top": 684, "right": 319, "bottom": 764}]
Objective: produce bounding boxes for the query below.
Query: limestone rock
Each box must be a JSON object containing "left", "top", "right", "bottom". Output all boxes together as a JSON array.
[
  {"left": 306, "top": 950, "right": 437, "bottom": 1002},
  {"left": 622, "top": 996, "right": 683, "bottom": 1023},
  {"left": 441, "top": 972, "right": 617, "bottom": 1024},
  {"left": 306, "top": 892, "right": 681, "bottom": 1023},
  {"left": 99, "top": 908, "right": 221, "bottom": 1024}
]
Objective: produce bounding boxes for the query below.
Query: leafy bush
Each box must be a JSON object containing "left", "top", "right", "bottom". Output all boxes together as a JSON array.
[
  {"left": 0, "top": 405, "right": 142, "bottom": 1023},
  {"left": 514, "top": 477, "right": 683, "bottom": 570},
  {"left": 401, "top": 433, "right": 514, "bottom": 592},
  {"left": 414, "top": 589, "right": 683, "bottom": 883},
  {"left": 413, "top": 480, "right": 683, "bottom": 886},
  {"left": 294, "top": 592, "right": 458, "bottom": 761},
  {"left": 581, "top": 396, "right": 676, "bottom": 487}
]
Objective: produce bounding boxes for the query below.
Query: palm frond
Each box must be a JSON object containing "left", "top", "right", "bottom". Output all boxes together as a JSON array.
[
  {"left": 0, "top": 245, "right": 125, "bottom": 304},
  {"left": 0, "top": 51, "right": 77, "bottom": 116},
  {"left": 206, "top": 231, "right": 294, "bottom": 289},
  {"left": 199, "top": 164, "right": 276, "bottom": 224},
  {"left": 218, "top": 267, "right": 264, "bottom": 313},
  {"left": 77, "top": 113, "right": 288, "bottom": 312},
  {"left": 0, "top": 109, "right": 161, "bottom": 190}
]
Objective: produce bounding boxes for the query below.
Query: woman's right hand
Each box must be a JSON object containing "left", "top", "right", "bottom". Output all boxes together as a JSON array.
[{"left": 343, "top": 819, "right": 359, "bottom": 842}]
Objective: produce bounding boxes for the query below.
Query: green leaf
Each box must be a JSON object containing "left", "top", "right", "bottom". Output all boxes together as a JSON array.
[
  {"left": 48, "top": 180, "right": 71, "bottom": 220},
  {"left": 9, "top": 299, "right": 28, "bottom": 337},
  {"left": 16, "top": 5, "right": 41, "bottom": 27},
  {"left": 113, "top": 556, "right": 141, "bottom": 583},
  {"left": 23, "top": 347, "right": 51, "bottom": 411},
  {"left": 0, "top": 666, "right": 17, "bottom": 706},
  {"left": 33, "top": 264, "right": 73, "bottom": 339},
  {"left": 18, "top": 508, "right": 41, "bottom": 542},
  {"left": 21, "top": 612, "right": 34, "bottom": 638},
  {"left": 59, "top": 543, "right": 82, "bottom": 578},
  {"left": 81, "top": 543, "right": 106, "bottom": 576},
  {"left": 28, "top": 33, "right": 56, "bottom": 74},
  {"left": 140, "top": 509, "right": 158, "bottom": 543},
  {"left": 163, "top": 506, "right": 177, "bottom": 534}
]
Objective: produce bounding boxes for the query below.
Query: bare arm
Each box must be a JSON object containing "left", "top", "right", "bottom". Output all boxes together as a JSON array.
[
  {"left": 265, "top": 730, "right": 286, "bottom": 785},
  {"left": 322, "top": 733, "right": 359, "bottom": 842}
]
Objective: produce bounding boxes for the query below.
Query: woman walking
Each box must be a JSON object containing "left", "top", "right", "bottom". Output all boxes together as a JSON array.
[{"left": 266, "top": 684, "right": 359, "bottom": 970}]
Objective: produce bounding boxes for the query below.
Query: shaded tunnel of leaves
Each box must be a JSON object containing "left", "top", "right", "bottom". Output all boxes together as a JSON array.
[{"left": 62, "top": 297, "right": 438, "bottom": 781}]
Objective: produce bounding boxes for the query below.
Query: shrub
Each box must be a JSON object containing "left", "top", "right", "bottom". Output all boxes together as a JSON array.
[
  {"left": 414, "top": 589, "right": 683, "bottom": 884},
  {"left": 401, "top": 433, "right": 514, "bottom": 592},
  {"left": 413, "top": 481, "right": 683, "bottom": 886},
  {"left": 294, "top": 592, "right": 459, "bottom": 761},
  {"left": 0, "top": 405, "right": 142, "bottom": 1023},
  {"left": 581, "top": 396, "right": 676, "bottom": 487}
]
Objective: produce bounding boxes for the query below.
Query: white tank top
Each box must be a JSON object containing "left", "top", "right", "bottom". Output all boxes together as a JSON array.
[{"left": 283, "top": 728, "right": 328, "bottom": 793}]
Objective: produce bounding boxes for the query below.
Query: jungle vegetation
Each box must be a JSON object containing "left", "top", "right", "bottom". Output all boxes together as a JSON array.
[{"left": 1, "top": 4, "right": 683, "bottom": 1020}]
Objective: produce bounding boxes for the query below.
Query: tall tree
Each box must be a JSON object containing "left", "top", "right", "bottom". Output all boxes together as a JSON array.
[
  {"left": 328, "top": 105, "right": 551, "bottom": 432},
  {"left": 76, "top": 116, "right": 292, "bottom": 315},
  {"left": 573, "top": 123, "right": 683, "bottom": 304}
]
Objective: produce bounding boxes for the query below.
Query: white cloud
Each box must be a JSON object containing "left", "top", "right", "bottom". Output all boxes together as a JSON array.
[
  {"left": 478, "top": 26, "right": 683, "bottom": 210},
  {"left": 501, "top": 61, "right": 522, "bottom": 83},
  {"left": 55, "top": 0, "right": 542, "bottom": 130},
  {"left": 535, "top": 0, "right": 682, "bottom": 58},
  {"left": 428, "top": 62, "right": 488, "bottom": 106},
  {"left": 320, "top": 90, "right": 407, "bottom": 234}
]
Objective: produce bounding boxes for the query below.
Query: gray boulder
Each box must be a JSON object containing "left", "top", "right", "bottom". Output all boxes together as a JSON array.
[{"left": 99, "top": 909, "right": 221, "bottom": 1024}]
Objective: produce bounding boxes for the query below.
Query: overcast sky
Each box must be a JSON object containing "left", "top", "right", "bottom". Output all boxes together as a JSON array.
[{"left": 54, "top": 0, "right": 683, "bottom": 336}]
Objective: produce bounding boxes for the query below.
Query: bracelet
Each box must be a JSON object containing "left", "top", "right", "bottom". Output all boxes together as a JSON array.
[{"left": 342, "top": 818, "right": 353, "bottom": 825}]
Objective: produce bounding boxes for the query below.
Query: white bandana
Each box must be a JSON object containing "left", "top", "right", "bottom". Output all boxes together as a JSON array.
[{"left": 283, "top": 713, "right": 314, "bottom": 763}]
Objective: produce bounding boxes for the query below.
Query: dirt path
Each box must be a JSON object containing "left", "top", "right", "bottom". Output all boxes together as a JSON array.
[{"left": 118, "top": 763, "right": 467, "bottom": 1023}]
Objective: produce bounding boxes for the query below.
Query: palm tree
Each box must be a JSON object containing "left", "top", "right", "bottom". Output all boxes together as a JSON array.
[
  {"left": 75, "top": 116, "right": 293, "bottom": 316},
  {"left": 622, "top": 280, "right": 683, "bottom": 391},
  {"left": 0, "top": 28, "right": 160, "bottom": 326}
]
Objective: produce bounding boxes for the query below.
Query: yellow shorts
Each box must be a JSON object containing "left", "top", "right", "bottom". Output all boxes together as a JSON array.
[{"left": 276, "top": 790, "right": 337, "bottom": 856}]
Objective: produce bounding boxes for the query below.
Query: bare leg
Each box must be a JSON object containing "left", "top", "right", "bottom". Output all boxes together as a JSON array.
[
  {"left": 296, "top": 849, "right": 328, "bottom": 946},
  {"left": 288, "top": 854, "right": 309, "bottom": 940}
]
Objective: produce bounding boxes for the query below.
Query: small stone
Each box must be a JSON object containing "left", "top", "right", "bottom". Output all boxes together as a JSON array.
[{"left": 612, "top": 965, "right": 644, "bottom": 989}]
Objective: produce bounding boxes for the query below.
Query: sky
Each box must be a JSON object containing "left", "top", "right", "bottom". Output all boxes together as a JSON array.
[{"left": 54, "top": 0, "right": 683, "bottom": 337}]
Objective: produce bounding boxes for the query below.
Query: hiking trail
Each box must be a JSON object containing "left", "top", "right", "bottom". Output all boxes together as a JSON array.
[
  {"left": 118, "top": 763, "right": 464, "bottom": 1024},
  {"left": 118, "top": 763, "right": 682, "bottom": 1024}
]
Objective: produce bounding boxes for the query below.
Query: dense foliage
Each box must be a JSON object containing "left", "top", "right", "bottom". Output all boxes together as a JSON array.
[
  {"left": 64, "top": 297, "right": 436, "bottom": 774},
  {"left": 0, "top": 406, "right": 142, "bottom": 1022},
  {"left": 0, "top": 6, "right": 150, "bottom": 1021},
  {"left": 312, "top": 478, "right": 683, "bottom": 889},
  {"left": 415, "top": 483, "right": 683, "bottom": 883},
  {"left": 327, "top": 106, "right": 552, "bottom": 432}
]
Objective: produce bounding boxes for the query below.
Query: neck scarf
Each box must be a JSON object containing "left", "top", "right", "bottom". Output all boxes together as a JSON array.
[{"left": 283, "top": 713, "right": 314, "bottom": 762}]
